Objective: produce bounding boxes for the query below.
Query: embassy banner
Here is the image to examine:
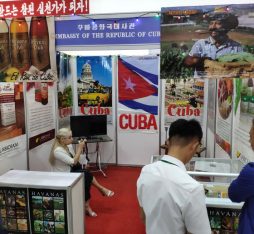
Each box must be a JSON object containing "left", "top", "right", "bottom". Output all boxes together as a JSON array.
[
  {"left": 118, "top": 56, "right": 159, "bottom": 132},
  {"left": 55, "top": 17, "right": 160, "bottom": 46}
]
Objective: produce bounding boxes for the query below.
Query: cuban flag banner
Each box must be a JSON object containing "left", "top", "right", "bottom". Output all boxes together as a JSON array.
[{"left": 118, "top": 56, "right": 159, "bottom": 132}]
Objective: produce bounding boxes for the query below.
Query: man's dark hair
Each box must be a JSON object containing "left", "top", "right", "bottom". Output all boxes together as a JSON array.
[
  {"left": 168, "top": 119, "right": 203, "bottom": 145},
  {"left": 208, "top": 13, "right": 239, "bottom": 31}
]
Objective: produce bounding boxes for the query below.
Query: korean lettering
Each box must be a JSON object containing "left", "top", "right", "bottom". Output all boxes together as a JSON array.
[
  {"left": 121, "top": 23, "right": 128, "bottom": 30},
  {"left": 129, "top": 23, "right": 135, "bottom": 29},
  {"left": 106, "top": 23, "right": 113, "bottom": 30},
  {"left": 113, "top": 22, "right": 120, "bottom": 30},
  {"left": 98, "top": 24, "right": 105, "bottom": 30},
  {"left": 21, "top": 3, "right": 35, "bottom": 16},
  {"left": 92, "top": 23, "right": 98, "bottom": 30}
]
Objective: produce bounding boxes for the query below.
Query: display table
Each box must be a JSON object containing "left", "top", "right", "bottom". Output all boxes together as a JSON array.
[
  {"left": 204, "top": 184, "right": 243, "bottom": 233},
  {"left": 0, "top": 170, "right": 84, "bottom": 234},
  {"left": 150, "top": 155, "right": 244, "bottom": 233}
]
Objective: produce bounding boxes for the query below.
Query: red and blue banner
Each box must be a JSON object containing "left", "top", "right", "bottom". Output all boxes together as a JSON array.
[{"left": 118, "top": 56, "right": 159, "bottom": 132}]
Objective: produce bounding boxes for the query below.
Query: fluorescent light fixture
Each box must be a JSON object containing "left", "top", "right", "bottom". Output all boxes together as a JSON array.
[{"left": 61, "top": 49, "right": 150, "bottom": 56}]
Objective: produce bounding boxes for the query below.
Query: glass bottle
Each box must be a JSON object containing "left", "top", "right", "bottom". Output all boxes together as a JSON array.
[
  {"left": 241, "top": 96, "right": 249, "bottom": 113},
  {"left": 0, "top": 18, "right": 10, "bottom": 72},
  {"left": 248, "top": 96, "right": 254, "bottom": 114},
  {"left": 30, "top": 16, "right": 50, "bottom": 71},
  {"left": 10, "top": 18, "right": 30, "bottom": 73},
  {"left": 41, "top": 82, "right": 48, "bottom": 105}
]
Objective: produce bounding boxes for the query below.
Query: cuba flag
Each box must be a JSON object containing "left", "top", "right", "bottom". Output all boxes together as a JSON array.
[{"left": 118, "top": 56, "right": 158, "bottom": 115}]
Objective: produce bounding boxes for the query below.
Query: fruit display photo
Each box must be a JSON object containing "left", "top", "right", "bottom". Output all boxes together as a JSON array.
[{"left": 218, "top": 79, "right": 233, "bottom": 120}]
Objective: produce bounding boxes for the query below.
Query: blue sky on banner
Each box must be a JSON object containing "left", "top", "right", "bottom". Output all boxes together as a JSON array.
[{"left": 118, "top": 56, "right": 159, "bottom": 115}]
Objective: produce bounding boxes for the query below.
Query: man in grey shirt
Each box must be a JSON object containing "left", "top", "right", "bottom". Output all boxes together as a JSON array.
[{"left": 184, "top": 12, "right": 243, "bottom": 75}]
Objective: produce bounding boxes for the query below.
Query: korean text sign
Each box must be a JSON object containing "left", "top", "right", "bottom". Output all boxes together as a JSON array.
[
  {"left": 55, "top": 17, "right": 160, "bottom": 46},
  {"left": 0, "top": 0, "right": 89, "bottom": 18}
]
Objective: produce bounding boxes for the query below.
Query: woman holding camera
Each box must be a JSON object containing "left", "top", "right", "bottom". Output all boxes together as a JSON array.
[{"left": 49, "top": 128, "right": 114, "bottom": 217}]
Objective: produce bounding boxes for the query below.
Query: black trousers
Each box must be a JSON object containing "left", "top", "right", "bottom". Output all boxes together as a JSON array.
[{"left": 71, "top": 169, "right": 93, "bottom": 201}]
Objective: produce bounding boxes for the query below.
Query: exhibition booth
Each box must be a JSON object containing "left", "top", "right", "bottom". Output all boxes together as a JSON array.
[{"left": 0, "top": 0, "right": 253, "bottom": 233}]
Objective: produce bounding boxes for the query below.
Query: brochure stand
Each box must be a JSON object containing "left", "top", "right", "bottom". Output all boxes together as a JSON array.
[{"left": 0, "top": 170, "right": 84, "bottom": 234}]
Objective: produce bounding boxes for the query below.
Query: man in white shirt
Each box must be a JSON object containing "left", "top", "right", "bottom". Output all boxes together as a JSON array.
[
  {"left": 184, "top": 12, "right": 243, "bottom": 77},
  {"left": 137, "top": 119, "right": 211, "bottom": 234}
]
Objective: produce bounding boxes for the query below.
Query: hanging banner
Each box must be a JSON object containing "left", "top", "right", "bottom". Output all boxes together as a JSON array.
[
  {"left": 0, "top": 16, "right": 57, "bottom": 82},
  {"left": 215, "top": 78, "right": 233, "bottom": 157},
  {"left": 57, "top": 53, "right": 73, "bottom": 128},
  {"left": 26, "top": 82, "right": 55, "bottom": 150},
  {"left": 0, "top": 16, "right": 57, "bottom": 149},
  {"left": 29, "top": 188, "right": 68, "bottom": 234},
  {"left": 76, "top": 56, "right": 112, "bottom": 119},
  {"left": 55, "top": 17, "right": 160, "bottom": 46},
  {"left": 164, "top": 79, "right": 205, "bottom": 126},
  {"left": 233, "top": 78, "right": 254, "bottom": 162},
  {"left": 0, "top": 82, "right": 26, "bottom": 160},
  {"left": 0, "top": 0, "right": 89, "bottom": 18},
  {"left": 207, "top": 79, "right": 217, "bottom": 132},
  {"left": 0, "top": 187, "right": 30, "bottom": 233},
  {"left": 118, "top": 56, "right": 159, "bottom": 132},
  {"left": 161, "top": 4, "right": 254, "bottom": 80}
]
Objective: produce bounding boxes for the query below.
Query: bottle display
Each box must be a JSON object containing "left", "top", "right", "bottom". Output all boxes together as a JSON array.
[
  {"left": 34, "top": 82, "right": 41, "bottom": 103},
  {"left": 0, "top": 18, "right": 10, "bottom": 72},
  {"left": 30, "top": 16, "right": 50, "bottom": 71},
  {"left": 41, "top": 82, "right": 48, "bottom": 105},
  {"left": 248, "top": 96, "right": 254, "bottom": 114},
  {"left": 241, "top": 96, "right": 249, "bottom": 113},
  {"left": 10, "top": 18, "right": 30, "bottom": 73}
]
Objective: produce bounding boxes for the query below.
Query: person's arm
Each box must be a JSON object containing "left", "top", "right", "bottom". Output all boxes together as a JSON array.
[
  {"left": 183, "top": 184, "right": 211, "bottom": 234},
  {"left": 54, "top": 148, "right": 74, "bottom": 165},
  {"left": 228, "top": 163, "right": 254, "bottom": 203},
  {"left": 72, "top": 140, "right": 86, "bottom": 165},
  {"left": 184, "top": 40, "right": 211, "bottom": 70},
  {"left": 184, "top": 55, "right": 203, "bottom": 67},
  {"left": 54, "top": 141, "right": 85, "bottom": 166}
]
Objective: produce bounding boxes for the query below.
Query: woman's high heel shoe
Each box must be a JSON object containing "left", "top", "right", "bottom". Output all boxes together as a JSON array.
[
  {"left": 101, "top": 188, "right": 114, "bottom": 197},
  {"left": 86, "top": 208, "right": 97, "bottom": 217}
]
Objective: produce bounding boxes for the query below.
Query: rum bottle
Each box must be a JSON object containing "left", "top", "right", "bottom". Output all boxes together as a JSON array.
[
  {"left": 30, "top": 16, "right": 50, "bottom": 71},
  {"left": 10, "top": 18, "right": 30, "bottom": 73},
  {"left": 41, "top": 82, "right": 48, "bottom": 105},
  {"left": 0, "top": 18, "right": 10, "bottom": 72}
]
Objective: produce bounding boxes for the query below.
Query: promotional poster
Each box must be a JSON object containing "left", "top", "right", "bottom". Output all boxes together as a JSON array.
[
  {"left": 164, "top": 78, "right": 205, "bottom": 126},
  {"left": 207, "top": 207, "right": 240, "bottom": 234},
  {"left": 26, "top": 82, "right": 55, "bottom": 149},
  {"left": 233, "top": 78, "right": 254, "bottom": 162},
  {"left": 0, "top": 16, "right": 57, "bottom": 150},
  {"left": 161, "top": 4, "right": 254, "bottom": 80},
  {"left": 29, "top": 188, "right": 68, "bottom": 234},
  {"left": 118, "top": 56, "right": 159, "bottom": 132},
  {"left": 0, "top": 187, "right": 29, "bottom": 233},
  {"left": 57, "top": 53, "right": 73, "bottom": 129},
  {"left": 215, "top": 78, "right": 233, "bottom": 157},
  {"left": 0, "top": 82, "right": 26, "bottom": 159},
  {"left": 76, "top": 56, "right": 112, "bottom": 118},
  {"left": 0, "top": 16, "right": 57, "bottom": 82}
]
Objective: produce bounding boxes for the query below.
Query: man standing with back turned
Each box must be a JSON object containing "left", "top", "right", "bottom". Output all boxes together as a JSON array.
[
  {"left": 228, "top": 119, "right": 254, "bottom": 233},
  {"left": 137, "top": 119, "right": 211, "bottom": 234}
]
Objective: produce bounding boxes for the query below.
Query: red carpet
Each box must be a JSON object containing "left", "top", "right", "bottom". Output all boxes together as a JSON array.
[{"left": 85, "top": 165, "right": 146, "bottom": 234}]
